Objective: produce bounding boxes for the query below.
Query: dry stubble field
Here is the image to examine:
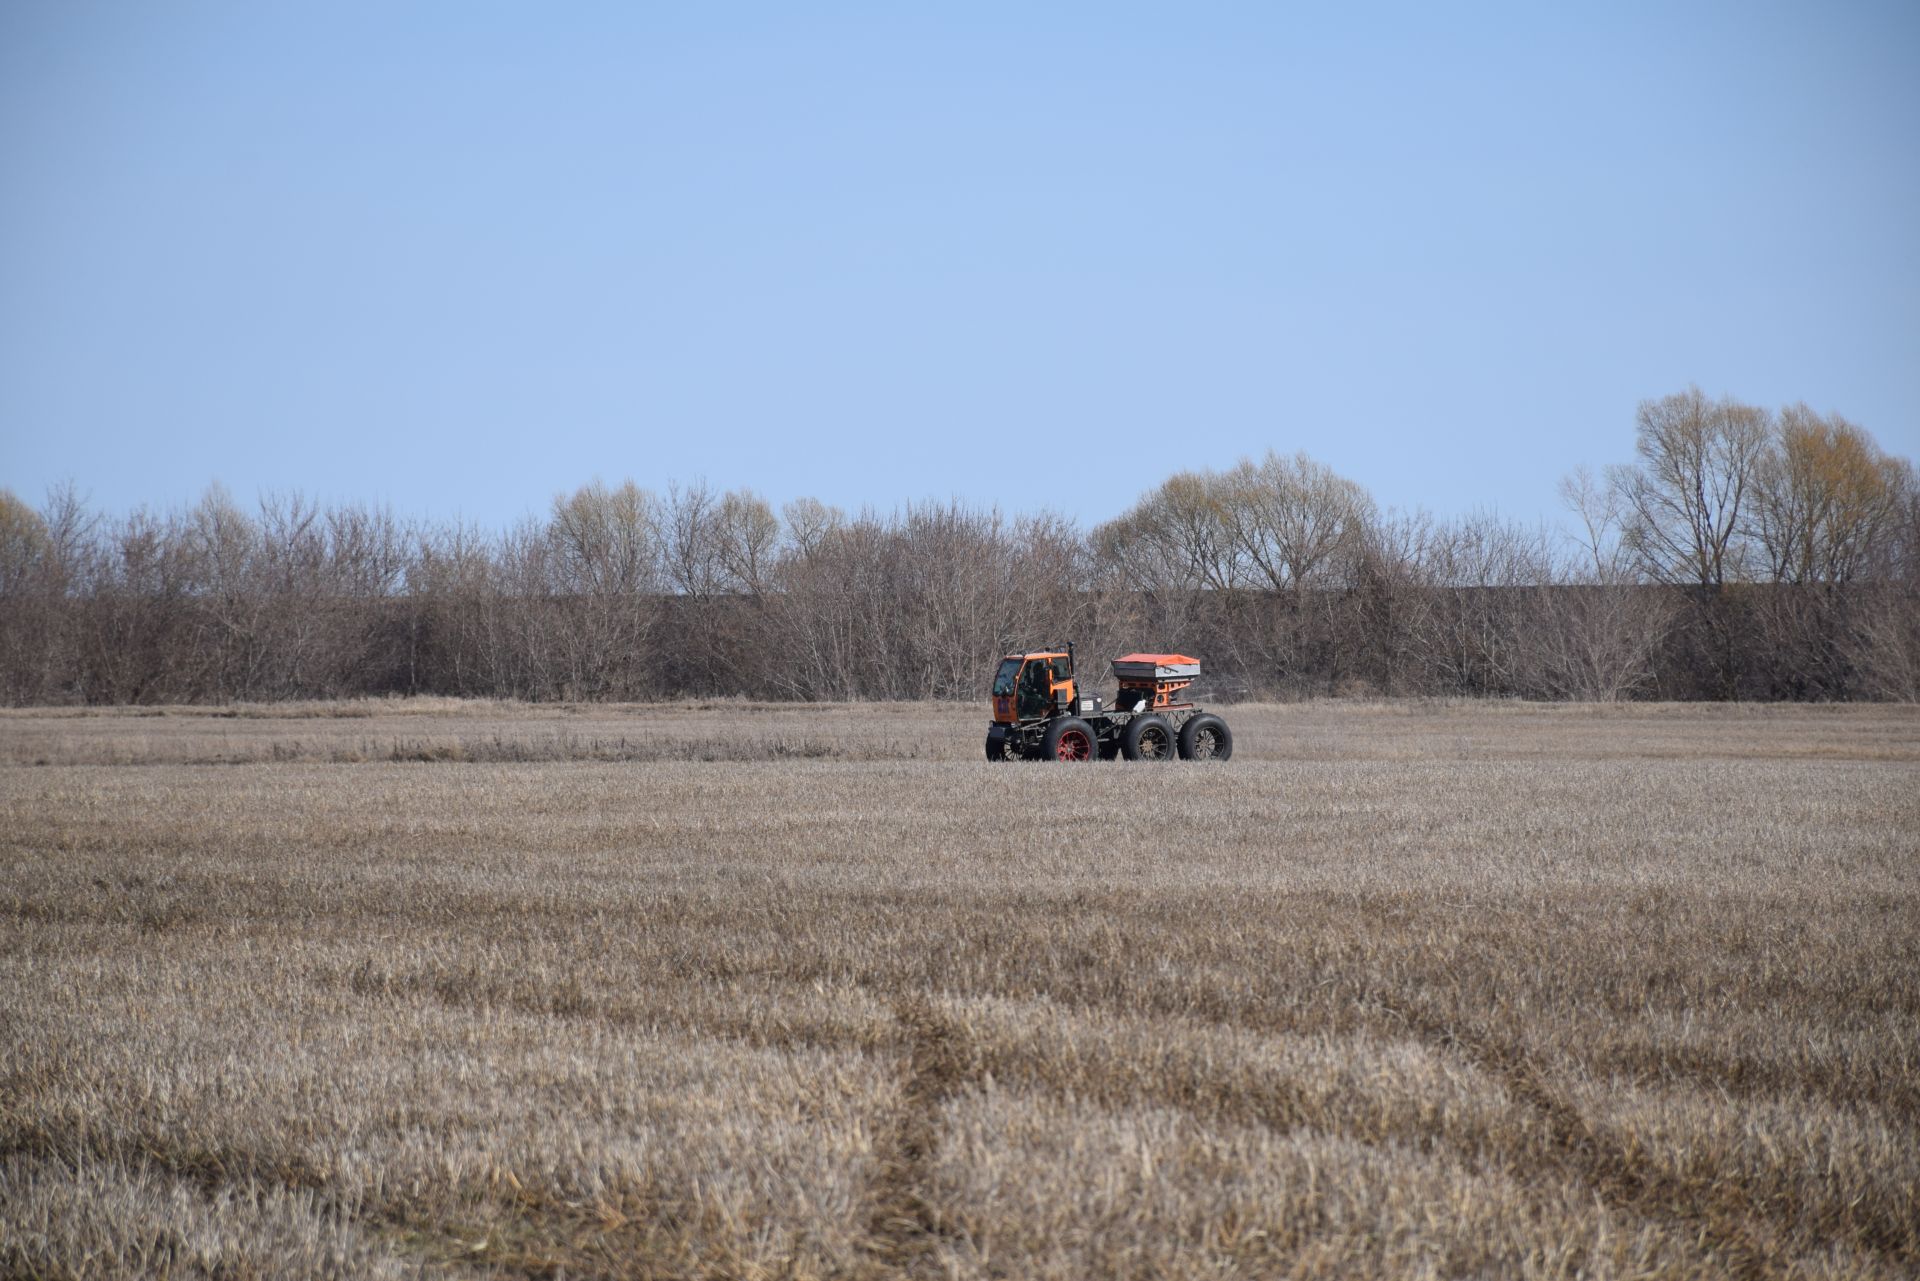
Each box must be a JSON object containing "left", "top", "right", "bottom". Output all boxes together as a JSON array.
[{"left": 1, "top": 699, "right": 1917, "bottom": 1280}]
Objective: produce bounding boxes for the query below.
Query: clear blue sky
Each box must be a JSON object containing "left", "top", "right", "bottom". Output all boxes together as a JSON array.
[{"left": 3, "top": 1, "right": 1915, "bottom": 532}]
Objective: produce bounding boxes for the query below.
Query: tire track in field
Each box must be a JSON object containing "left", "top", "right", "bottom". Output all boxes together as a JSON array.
[
  {"left": 348, "top": 961, "right": 1908, "bottom": 1272},
  {"left": 860, "top": 996, "right": 972, "bottom": 1279},
  {"left": 1366, "top": 992, "right": 1792, "bottom": 1280}
]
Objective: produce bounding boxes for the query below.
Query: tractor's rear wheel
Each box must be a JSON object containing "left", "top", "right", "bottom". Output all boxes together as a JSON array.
[
  {"left": 1121, "top": 714, "right": 1175, "bottom": 762},
  {"left": 1177, "top": 713, "right": 1233, "bottom": 761},
  {"left": 1041, "top": 717, "right": 1097, "bottom": 762}
]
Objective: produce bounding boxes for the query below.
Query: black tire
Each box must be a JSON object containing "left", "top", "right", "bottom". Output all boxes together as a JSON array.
[
  {"left": 1040, "top": 717, "right": 1098, "bottom": 762},
  {"left": 985, "top": 726, "right": 1011, "bottom": 762},
  {"left": 1177, "top": 713, "right": 1233, "bottom": 761},
  {"left": 1121, "top": 713, "right": 1176, "bottom": 762}
]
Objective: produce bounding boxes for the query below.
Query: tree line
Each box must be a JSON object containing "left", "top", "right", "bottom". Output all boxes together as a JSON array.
[{"left": 3, "top": 387, "right": 1915, "bottom": 706}]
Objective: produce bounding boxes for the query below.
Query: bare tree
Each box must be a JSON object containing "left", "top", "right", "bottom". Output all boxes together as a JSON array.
[
  {"left": 1610, "top": 388, "right": 1771, "bottom": 695},
  {"left": 763, "top": 497, "right": 859, "bottom": 699},
  {"left": 781, "top": 497, "right": 844, "bottom": 563},
  {"left": 1213, "top": 453, "right": 1373, "bottom": 693},
  {"left": 1092, "top": 471, "right": 1241, "bottom": 671},
  {"left": 0, "top": 489, "right": 60, "bottom": 703},
  {"left": 1616, "top": 387, "right": 1771, "bottom": 590},
  {"left": 179, "top": 484, "right": 271, "bottom": 699},
  {"left": 713, "top": 491, "right": 783, "bottom": 597},
  {"left": 320, "top": 502, "right": 410, "bottom": 693},
  {"left": 78, "top": 506, "right": 199, "bottom": 704},
  {"left": 0, "top": 490, "right": 51, "bottom": 598},
  {"left": 1852, "top": 469, "right": 1920, "bottom": 700},
  {"left": 551, "top": 481, "right": 659, "bottom": 599},
  {"left": 1346, "top": 510, "right": 1444, "bottom": 696},
  {"left": 407, "top": 517, "right": 498, "bottom": 696},
  {"left": 1412, "top": 511, "right": 1555, "bottom": 696},
  {"left": 326, "top": 502, "right": 407, "bottom": 599},
  {"left": 546, "top": 481, "right": 662, "bottom": 699},
  {"left": 765, "top": 510, "right": 887, "bottom": 701},
  {"left": 1559, "top": 466, "right": 1621, "bottom": 580},
  {"left": 1749, "top": 406, "right": 1908, "bottom": 585},
  {"left": 1219, "top": 451, "right": 1372, "bottom": 593},
  {"left": 658, "top": 481, "right": 738, "bottom": 693},
  {"left": 1538, "top": 469, "right": 1673, "bottom": 700}
]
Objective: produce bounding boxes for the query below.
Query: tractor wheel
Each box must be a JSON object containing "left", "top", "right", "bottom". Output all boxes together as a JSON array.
[
  {"left": 1177, "top": 713, "right": 1233, "bottom": 761},
  {"left": 985, "top": 727, "right": 1011, "bottom": 762},
  {"left": 1041, "top": 717, "right": 1097, "bottom": 763},
  {"left": 1121, "top": 713, "right": 1176, "bottom": 762}
]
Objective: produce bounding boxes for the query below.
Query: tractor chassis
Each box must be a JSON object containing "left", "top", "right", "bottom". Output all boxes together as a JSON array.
[{"left": 989, "top": 707, "right": 1203, "bottom": 762}]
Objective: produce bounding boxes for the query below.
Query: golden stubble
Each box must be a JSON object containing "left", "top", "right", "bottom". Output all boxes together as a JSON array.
[{"left": 1, "top": 700, "right": 1916, "bottom": 1278}]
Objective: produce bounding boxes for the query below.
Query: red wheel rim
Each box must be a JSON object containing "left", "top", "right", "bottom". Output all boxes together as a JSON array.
[{"left": 1057, "top": 729, "right": 1092, "bottom": 761}]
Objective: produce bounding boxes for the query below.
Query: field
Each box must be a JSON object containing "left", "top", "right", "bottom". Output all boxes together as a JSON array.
[{"left": 2, "top": 699, "right": 1917, "bottom": 1280}]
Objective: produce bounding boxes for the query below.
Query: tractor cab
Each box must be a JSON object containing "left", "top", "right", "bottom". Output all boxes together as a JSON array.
[{"left": 991, "top": 650, "right": 1075, "bottom": 724}]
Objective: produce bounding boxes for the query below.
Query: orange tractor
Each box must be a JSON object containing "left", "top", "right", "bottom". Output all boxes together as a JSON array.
[{"left": 986, "top": 644, "right": 1234, "bottom": 762}]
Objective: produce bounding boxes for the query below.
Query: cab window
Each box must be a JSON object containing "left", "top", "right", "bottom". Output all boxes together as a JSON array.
[
  {"left": 991, "top": 658, "right": 1021, "bottom": 696},
  {"left": 1016, "top": 661, "right": 1050, "bottom": 715}
]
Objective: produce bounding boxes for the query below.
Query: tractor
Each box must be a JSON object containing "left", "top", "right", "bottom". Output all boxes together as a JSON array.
[{"left": 985, "top": 644, "right": 1234, "bottom": 762}]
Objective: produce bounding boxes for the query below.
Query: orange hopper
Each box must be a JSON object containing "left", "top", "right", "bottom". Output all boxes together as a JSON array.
[{"left": 1111, "top": 653, "right": 1201, "bottom": 710}]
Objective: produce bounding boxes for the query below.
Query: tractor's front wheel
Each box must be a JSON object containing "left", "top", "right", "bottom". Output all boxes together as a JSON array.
[
  {"left": 985, "top": 726, "right": 1012, "bottom": 762},
  {"left": 1041, "top": 717, "right": 1097, "bottom": 762}
]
